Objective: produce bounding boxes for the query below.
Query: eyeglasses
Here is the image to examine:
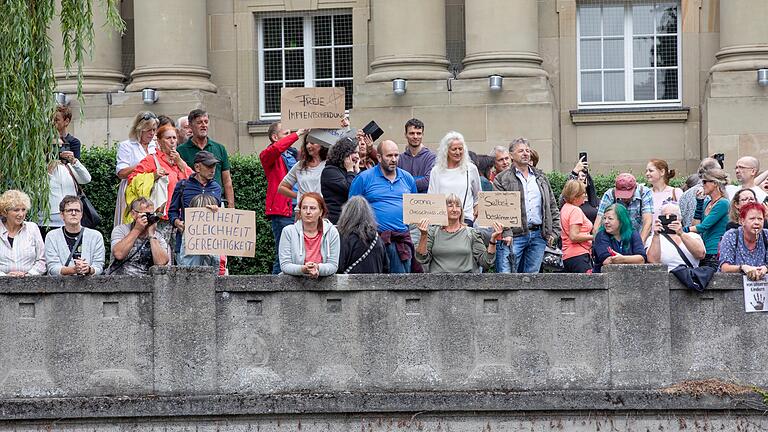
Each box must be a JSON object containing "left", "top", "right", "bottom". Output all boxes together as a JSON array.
[
  {"left": 734, "top": 165, "right": 754, "bottom": 170},
  {"left": 141, "top": 112, "right": 157, "bottom": 121},
  {"left": 701, "top": 179, "right": 714, "bottom": 184},
  {"left": 63, "top": 208, "right": 82, "bottom": 214}
]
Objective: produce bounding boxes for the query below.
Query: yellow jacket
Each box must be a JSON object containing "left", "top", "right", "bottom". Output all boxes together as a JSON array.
[{"left": 124, "top": 172, "right": 154, "bottom": 223}]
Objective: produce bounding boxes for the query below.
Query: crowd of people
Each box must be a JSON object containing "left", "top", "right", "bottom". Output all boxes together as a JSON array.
[{"left": 2, "top": 107, "right": 768, "bottom": 284}]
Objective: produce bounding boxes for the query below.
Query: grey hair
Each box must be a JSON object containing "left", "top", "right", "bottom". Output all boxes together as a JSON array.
[
  {"left": 436, "top": 131, "right": 471, "bottom": 172},
  {"left": 698, "top": 157, "right": 720, "bottom": 174},
  {"left": 190, "top": 193, "right": 219, "bottom": 208},
  {"left": 491, "top": 145, "right": 508, "bottom": 156},
  {"left": 336, "top": 196, "right": 378, "bottom": 243},
  {"left": 509, "top": 137, "right": 530, "bottom": 152},
  {"left": 445, "top": 193, "right": 463, "bottom": 209},
  {"left": 660, "top": 202, "right": 682, "bottom": 219}
]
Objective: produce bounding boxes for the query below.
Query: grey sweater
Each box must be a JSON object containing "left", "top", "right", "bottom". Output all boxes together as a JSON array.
[
  {"left": 44, "top": 227, "right": 105, "bottom": 275},
  {"left": 278, "top": 219, "right": 340, "bottom": 276}
]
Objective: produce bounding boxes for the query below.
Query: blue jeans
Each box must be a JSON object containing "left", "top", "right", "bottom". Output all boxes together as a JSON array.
[
  {"left": 386, "top": 242, "right": 411, "bottom": 274},
  {"left": 495, "top": 241, "right": 515, "bottom": 273},
  {"left": 512, "top": 230, "right": 547, "bottom": 273},
  {"left": 269, "top": 215, "right": 294, "bottom": 274}
]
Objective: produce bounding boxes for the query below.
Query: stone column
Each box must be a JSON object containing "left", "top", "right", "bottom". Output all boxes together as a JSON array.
[
  {"left": 126, "top": 0, "right": 216, "bottom": 92},
  {"left": 366, "top": 0, "right": 452, "bottom": 82},
  {"left": 459, "top": 0, "right": 546, "bottom": 78},
  {"left": 50, "top": 2, "right": 125, "bottom": 93},
  {"left": 710, "top": 0, "right": 768, "bottom": 72}
]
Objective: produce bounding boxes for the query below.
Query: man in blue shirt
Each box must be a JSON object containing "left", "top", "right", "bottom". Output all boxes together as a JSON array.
[{"left": 349, "top": 140, "right": 417, "bottom": 273}]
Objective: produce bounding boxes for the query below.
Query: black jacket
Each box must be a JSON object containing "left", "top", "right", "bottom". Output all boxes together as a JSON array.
[
  {"left": 321, "top": 164, "right": 357, "bottom": 224},
  {"left": 338, "top": 233, "right": 389, "bottom": 274}
]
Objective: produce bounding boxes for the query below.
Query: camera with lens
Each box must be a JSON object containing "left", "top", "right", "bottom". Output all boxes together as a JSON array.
[
  {"left": 137, "top": 244, "right": 154, "bottom": 267},
  {"left": 713, "top": 153, "right": 725, "bottom": 168},
  {"left": 143, "top": 212, "right": 161, "bottom": 226}
]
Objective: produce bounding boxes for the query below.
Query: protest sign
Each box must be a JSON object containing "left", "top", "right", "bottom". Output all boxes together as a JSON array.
[
  {"left": 281, "top": 87, "right": 346, "bottom": 129},
  {"left": 475, "top": 191, "right": 522, "bottom": 228},
  {"left": 403, "top": 194, "right": 448, "bottom": 226},
  {"left": 743, "top": 276, "right": 768, "bottom": 312},
  {"left": 184, "top": 208, "right": 256, "bottom": 257}
]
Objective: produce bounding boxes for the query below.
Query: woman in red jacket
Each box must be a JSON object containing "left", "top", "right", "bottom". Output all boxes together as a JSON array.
[{"left": 259, "top": 123, "right": 308, "bottom": 274}]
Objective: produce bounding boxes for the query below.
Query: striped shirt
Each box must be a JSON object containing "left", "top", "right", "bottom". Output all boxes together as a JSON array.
[{"left": 0, "top": 221, "right": 46, "bottom": 276}]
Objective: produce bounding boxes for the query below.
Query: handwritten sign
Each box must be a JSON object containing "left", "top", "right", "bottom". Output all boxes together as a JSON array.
[
  {"left": 475, "top": 191, "right": 522, "bottom": 228},
  {"left": 183, "top": 208, "right": 256, "bottom": 257},
  {"left": 402, "top": 194, "right": 448, "bottom": 226},
  {"left": 281, "top": 87, "right": 346, "bottom": 129},
  {"left": 743, "top": 276, "right": 768, "bottom": 312}
]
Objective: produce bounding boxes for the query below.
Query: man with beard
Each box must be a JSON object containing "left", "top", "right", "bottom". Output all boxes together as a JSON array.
[
  {"left": 349, "top": 140, "right": 417, "bottom": 273},
  {"left": 397, "top": 118, "right": 435, "bottom": 193}
]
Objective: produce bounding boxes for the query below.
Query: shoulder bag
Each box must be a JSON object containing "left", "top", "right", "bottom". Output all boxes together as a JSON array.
[{"left": 662, "top": 232, "right": 715, "bottom": 292}]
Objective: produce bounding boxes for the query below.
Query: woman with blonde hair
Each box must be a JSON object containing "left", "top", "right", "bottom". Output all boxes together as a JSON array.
[
  {"left": 415, "top": 193, "right": 503, "bottom": 273},
  {"left": 0, "top": 190, "right": 45, "bottom": 276},
  {"left": 683, "top": 168, "right": 730, "bottom": 268},
  {"left": 560, "top": 180, "right": 594, "bottom": 273},
  {"left": 114, "top": 111, "right": 159, "bottom": 225},
  {"left": 427, "top": 131, "right": 481, "bottom": 225}
]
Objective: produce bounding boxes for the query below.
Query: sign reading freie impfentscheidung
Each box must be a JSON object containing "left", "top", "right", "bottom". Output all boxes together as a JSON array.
[
  {"left": 475, "top": 191, "right": 522, "bottom": 228},
  {"left": 183, "top": 208, "right": 257, "bottom": 257},
  {"left": 281, "top": 87, "right": 346, "bottom": 129}
]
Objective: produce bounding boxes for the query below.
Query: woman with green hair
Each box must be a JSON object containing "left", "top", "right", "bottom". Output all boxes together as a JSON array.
[{"left": 592, "top": 203, "right": 647, "bottom": 273}]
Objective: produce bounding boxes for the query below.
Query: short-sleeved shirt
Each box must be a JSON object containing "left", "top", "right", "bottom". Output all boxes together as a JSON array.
[
  {"left": 597, "top": 186, "right": 654, "bottom": 232},
  {"left": 109, "top": 224, "right": 169, "bottom": 276},
  {"left": 718, "top": 228, "right": 768, "bottom": 269},
  {"left": 348, "top": 165, "right": 417, "bottom": 233},
  {"left": 177, "top": 138, "right": 231, "bottom": 187},
  {"left": 645, "top": 232, "right": 702, "bottom": 271},
  {"left": 561, "top": 203, "right": 593, "bottom": 260},
  {"left": 282, "top": 161, "right": 326, "bottom": 210}
]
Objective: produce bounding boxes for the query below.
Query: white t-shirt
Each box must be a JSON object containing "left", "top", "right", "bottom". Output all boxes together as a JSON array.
[
  {"left": 645, "top": 232, "right": 702, "bottom": 271},
  {"left": 282, "top": 160, "right": 326, "bottom": 210},
  {"left": 427, "top": 164, "right": 481, "bottom": 221},
  {"left": 726, "top": 184, "right": 767, "bottom": 203}
]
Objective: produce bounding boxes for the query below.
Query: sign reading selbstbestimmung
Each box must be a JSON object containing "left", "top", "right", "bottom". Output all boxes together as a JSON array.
[{"left": 475, "top": 191, "right": 522, "bottom": 228}]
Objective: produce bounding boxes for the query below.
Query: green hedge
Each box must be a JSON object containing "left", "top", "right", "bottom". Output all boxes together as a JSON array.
[{"left": 78, "top": 147, "right": 684, "bottom": 274}]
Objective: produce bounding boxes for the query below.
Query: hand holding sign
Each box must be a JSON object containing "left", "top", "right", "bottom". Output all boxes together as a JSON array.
[{"left": 475, "top": 191, "right": 522, "bottom": 228}]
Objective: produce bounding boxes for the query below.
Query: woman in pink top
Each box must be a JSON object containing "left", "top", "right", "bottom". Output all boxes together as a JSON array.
[
  {"left": 560, "top": 180, "right": 594, "bottom": 273},
  {"left": 647, "top": 159, "right": 683, "bottom": 223}
]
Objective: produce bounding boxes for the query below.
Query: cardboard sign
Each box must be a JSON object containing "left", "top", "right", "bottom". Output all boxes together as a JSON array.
[
  {"left": 183, "top": 208, "right": 257, "bottom": 257},
  {"left": 402, "top": 194, "right": 448, "bottom": 226},
  {"left": 475, "top": 191, "right": 522, "bottom": 228},
  {"left": 281, "top": 87, "right": 346, "bottom": 129},
  {"left": 743, "top": 276, "right": 768, "bottom": 312}
]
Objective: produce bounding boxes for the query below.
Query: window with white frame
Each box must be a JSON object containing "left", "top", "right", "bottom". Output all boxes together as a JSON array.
[
  {"left": 258, "top": 12, "right": 353, "bottom": 119},
  {"left": 577, "top": 0, "right": 680, "bottom": 107}
]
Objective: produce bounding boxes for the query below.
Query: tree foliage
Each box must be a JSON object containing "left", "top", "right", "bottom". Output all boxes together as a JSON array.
[{"left": 0, "top": 0, "right": 123, "bottom": 215}]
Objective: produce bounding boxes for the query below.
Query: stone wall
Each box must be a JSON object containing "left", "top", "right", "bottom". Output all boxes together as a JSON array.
[
  {"left": 0, "top": 265, "right": 765, "bottom": 399},
  {"left": 2, "top": 265, "right": 768, "bottom": 430}
]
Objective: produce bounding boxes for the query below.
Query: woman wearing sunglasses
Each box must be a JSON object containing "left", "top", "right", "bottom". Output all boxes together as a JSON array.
[{"left": 114, "top": 111, "right": 159, "bottom": 226}]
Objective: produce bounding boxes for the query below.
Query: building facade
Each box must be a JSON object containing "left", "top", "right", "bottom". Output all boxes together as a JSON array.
[{"left": 51, "top": 0, "right": 768, "bottom": 176}]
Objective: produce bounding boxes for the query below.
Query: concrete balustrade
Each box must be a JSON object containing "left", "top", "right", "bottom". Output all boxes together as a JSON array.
[{"left": 0, "top": 265, "right": 764, "bottom": 401}]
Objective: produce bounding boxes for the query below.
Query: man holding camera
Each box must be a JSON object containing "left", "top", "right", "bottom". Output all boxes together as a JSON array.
[{"left": 108, "top": 197, "right": 170, "bottom": 275}]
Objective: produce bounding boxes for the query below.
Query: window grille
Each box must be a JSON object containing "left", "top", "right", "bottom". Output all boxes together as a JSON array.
[
  {"left": 258, "top": 11, "right": 353, "bottom": 120},
  {"left": 577, "top": 0, "right": 681, "bottom": 107}
]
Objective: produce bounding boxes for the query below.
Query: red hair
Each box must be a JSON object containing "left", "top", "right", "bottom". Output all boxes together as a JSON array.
[
  {"left": 298, "top": 192, "right": 328, "bottom": 218},
  {"left": 156, "top": 124, "right": 177, "bottom": 141},
  {"left": 739, "top": 202, "right": 766, "bottom": 220}
]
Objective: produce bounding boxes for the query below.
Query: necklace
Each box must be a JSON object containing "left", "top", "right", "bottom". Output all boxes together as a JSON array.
[{"left": 63, "top": 229, "right": 80, "bottom": 240}]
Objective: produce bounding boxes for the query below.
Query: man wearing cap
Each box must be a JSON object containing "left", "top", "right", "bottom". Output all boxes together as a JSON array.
[
  {"left": 168, "top": 150, "right": 223, "bottom": 264},
  {"left": 260, "top": 122, "right": 307, "bottom": 274},
  {"left": 492, "top": 138, "right": 560, "bottom": 273},
  {"left": 349, "top": 140, "right": 418, "bottom": 273},
  {"left": 593, "top": 173, "right": 654, "bottom": 242},
  {"left": 177, "top": 109, "right": 234, "bottom": 208}
]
